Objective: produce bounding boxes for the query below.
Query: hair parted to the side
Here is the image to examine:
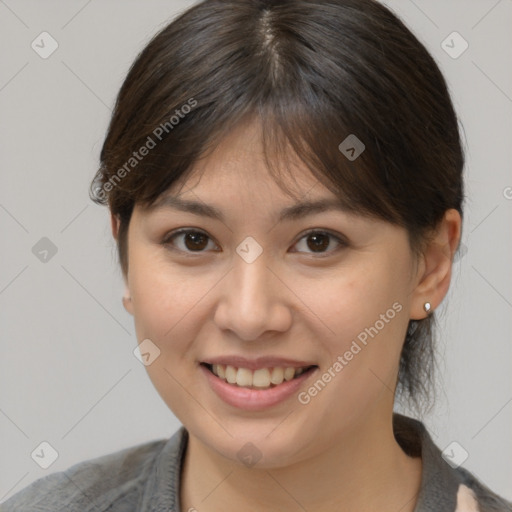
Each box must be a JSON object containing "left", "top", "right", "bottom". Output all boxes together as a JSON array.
[{"left": 90, "top": 0, "right": 465, "bottom": 414}]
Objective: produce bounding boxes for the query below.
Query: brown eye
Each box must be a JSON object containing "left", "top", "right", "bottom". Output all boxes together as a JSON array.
[
  {"left": 292, "top": 230, "right": 347, "bottom": 256},
  {"left": 306, "top": 233, "right": 330, "bottom": 252},
  {"left": 184, "top": 232, "right": 208, "bottom": 251},
  {"left": 163, "top": 229, "right": 217, "bottom": 253}
]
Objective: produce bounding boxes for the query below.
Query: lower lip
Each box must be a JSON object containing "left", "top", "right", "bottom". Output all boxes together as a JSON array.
[{"left": 200, "top": 364, "right": 317, "bottom": 411}]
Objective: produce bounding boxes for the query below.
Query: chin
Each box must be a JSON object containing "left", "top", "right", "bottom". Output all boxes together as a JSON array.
[{"left": 193, "top": 420, "right": 316, "bottom": 470}]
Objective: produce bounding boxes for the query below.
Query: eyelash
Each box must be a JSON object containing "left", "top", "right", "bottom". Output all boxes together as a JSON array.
[{"left": 161, "top": 228, "right": 348, "bottom": 258}]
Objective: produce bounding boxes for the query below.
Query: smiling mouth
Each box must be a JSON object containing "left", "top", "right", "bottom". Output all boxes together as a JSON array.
[{"left": 200, "top": 362, "right": 318, "bottom": 390}]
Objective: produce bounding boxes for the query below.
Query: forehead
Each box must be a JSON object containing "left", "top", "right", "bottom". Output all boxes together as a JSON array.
[
  {"left": 148, "top": 129, "right": 354, "bottom": 227},
  {"left": 161, "top": 118, "right": 332, "bottom": 205},
  {"left": 133, "top": 120, "right": 394, "bottom": 237}
]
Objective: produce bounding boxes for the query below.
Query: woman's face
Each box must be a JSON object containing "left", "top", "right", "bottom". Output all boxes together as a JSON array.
[{"left": 122, "top": 121, "right": 425, "bottom": 467}]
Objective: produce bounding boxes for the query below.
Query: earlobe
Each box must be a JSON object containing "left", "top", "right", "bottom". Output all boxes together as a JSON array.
[
  {"left": 410, "top": 209, "right": 462, "bottom": 320},
  {"left": 122, "top": 285, "right": 134, "bottom": 315}
]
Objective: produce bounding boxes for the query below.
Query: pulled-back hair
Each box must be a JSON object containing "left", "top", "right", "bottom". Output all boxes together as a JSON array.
[{"left": 90, "top": 0, "right": 465, "bottom": 412}]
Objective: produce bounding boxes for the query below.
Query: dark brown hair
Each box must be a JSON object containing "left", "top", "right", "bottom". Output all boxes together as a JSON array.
[{"left": 90, "top": 0, "right": 465, "bottom": 412}]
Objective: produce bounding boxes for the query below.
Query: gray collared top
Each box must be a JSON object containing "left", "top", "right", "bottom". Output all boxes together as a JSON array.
[{"left": 2, "top": 414, "right": 511, "bottom": 511}]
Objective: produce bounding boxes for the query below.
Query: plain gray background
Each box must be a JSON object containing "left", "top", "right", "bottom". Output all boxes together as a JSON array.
[{"left": 1, "top": 0, "right": 511, "bottom": 503}]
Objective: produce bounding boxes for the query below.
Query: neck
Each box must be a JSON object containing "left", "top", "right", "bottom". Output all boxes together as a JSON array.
[{"left": 180, "top": 410, "right": 422, "bottom": 512}]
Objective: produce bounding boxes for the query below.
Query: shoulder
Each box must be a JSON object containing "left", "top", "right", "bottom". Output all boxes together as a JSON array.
[
  {"left": 1, "top": 437, "right": 169, "bottom": 512},
  {"left": 454, "top": 466, "right": 512, "bottom": 512},
  {"left": 393, "top": 414, "right": 512, "bottom": 512}
]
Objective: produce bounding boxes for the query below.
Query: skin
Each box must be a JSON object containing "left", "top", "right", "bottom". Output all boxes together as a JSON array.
[{"left": 112, "top": 119, "right": 461, "bottom": 512}]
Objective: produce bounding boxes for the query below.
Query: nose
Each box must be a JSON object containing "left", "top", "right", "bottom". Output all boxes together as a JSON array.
[{"left": 213, "top": 251, "right": 293, "bottom": 341}]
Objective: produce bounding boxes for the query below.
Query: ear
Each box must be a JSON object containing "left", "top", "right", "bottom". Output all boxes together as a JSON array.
[
  {"left": 110, "top": 212, "right": 134, "bottom": 316},
  {"left": 110, "top": 211, "right": 120, "bottom": 240},
  {"left": 122, "top": 288, "right": 134, "bottom": 316},
  {"left": 410, "top": 208, "right": 462, "bottom": 320}
]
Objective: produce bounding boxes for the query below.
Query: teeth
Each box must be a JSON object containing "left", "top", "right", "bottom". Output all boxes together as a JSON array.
[
  {"left": 252, "top": 368, "right": 271, "bottom": 388},
  {"left": 225, "top": 365, "right": 237, "bottom": 384},
  {"left": 270, "top": 367, "right": 284, "bottom": 385},
  {"left": 236, "top": 368, "right": 253, "bottom": 387},
  {"left": 284, "top": 367, "right": 295, "bottom": 381},
  {"left": 208, "top": 364, "right": 311, "bottom": 389},
  {"left": 215, "top": 364, "right": 225, "bottom": 379}
]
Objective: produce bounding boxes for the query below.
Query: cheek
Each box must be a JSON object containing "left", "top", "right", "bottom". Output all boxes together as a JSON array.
[
  {"left": 297, "top": 260, "right": 407, "bottom": 345},
  {"left": 127, "top": 250, "right": 218, "bottom": 424},
  {"left": 127, "top": 247, "right": 224, "bottom": 363},
  {"left": 296, "top": 257, "right": 409, "bottom": 402}
]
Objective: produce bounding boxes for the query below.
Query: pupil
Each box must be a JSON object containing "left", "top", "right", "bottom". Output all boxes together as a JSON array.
[
  {"left": 307, "top": 233, "right": 329, "bottom": 252},
  {"left": 185, "top": 232, "right": 208, "bottom": 251}
]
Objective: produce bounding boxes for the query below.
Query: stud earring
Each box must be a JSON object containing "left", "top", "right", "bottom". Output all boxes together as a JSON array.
[{"left": 423, "top": 302, "right": 432, "bottom": 315}]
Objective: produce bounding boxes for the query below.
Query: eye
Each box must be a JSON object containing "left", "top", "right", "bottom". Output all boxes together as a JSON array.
[
  {"left": 162, "top": 229, "right": 219, "bottom": 254},
  {"left": 162, "top": 228, "right": 347, "bottom": 257},
  {"left": 291, "top": 230, "right": 347, "bottom": 257}
]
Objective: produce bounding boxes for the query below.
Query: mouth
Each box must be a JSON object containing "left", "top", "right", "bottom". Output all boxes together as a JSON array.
[{"left": 200, "top": 362, "right": 318, "bottom": 390}]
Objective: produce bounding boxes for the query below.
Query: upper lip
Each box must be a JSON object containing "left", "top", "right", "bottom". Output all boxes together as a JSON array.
[{"left": 201, "top": 356, "right": 317, "bottom": 371}]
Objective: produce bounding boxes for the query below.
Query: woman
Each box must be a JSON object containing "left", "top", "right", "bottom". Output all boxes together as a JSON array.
[{"left": 4, "top": 0, "right": 511, "bottom": 510}]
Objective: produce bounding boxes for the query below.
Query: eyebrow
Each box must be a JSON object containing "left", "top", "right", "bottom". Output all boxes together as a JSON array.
[{"left": 151, "top": 195, "right": 351, "bottom": 223}]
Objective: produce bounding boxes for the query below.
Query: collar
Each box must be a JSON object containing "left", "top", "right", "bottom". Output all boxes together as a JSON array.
[{"left": 138, "top": 413, "right": 467, "bottom": 512}]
